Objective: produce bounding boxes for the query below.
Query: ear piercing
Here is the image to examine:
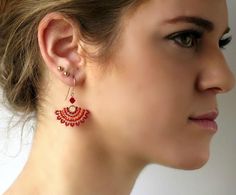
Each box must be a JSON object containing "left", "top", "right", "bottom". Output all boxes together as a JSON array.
[
  {"left": 57, "top": 65, "right": 64, "bottom": 72},
  {"left": 63, "top": 71, "right": 70, "bottom": 77},
  {"left": 57, "top": 65, "right": 70, "bottom": 77}
]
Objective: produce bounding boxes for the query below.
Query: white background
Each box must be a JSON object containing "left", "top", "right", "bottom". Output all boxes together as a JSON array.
[{"left": 1, "top": 1, "right": 236, "bottom": 194}]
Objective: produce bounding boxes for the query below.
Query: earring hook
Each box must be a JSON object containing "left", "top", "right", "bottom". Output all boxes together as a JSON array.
[{"left": 65, "top": 76, "right": 76, "bottom": 100}]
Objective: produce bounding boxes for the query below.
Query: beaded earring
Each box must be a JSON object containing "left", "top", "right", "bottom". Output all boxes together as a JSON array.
[{"left": 55, "top": 66, "right": 90, "bottom": 127}]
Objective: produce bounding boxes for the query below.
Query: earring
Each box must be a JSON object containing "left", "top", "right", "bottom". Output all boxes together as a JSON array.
[
  {"left": 57, "top": 66, "right": 64, "bottom": 72},
  {"left": 63, "top": 71, "right": 70, "bottom": 77},
  {"left": 55, "top": 76, "right": 90, "bottom": 127},
  {"left": 57, "top": 66, "right": 70, "bottom": 77}
]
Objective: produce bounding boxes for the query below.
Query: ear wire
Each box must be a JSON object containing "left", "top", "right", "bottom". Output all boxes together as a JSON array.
[{"left": 57, "top": 66, "right": 77, "bottom": 100}]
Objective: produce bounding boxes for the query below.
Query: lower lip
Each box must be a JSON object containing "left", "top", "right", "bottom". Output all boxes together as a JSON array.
[{"left": 189, "top": 119, "right": 218, "bottom": 133}]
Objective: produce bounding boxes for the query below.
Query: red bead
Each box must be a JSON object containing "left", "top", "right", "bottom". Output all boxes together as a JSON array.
[{"left": 70, "top": 97, "right": 76, "bottom": 104}]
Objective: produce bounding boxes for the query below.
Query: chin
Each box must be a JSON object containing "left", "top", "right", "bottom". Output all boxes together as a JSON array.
[
  {"left": 179, "top": 159, "right": 209, "bottom": 170},
  {"left": 174, "top": 152, "right": 210, "bottom": 170},
  {"left": 152, "top": 153, "right": 210, "bottom": 171}
]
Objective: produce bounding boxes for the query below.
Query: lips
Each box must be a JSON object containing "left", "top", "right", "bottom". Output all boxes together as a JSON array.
[
  {"left": 189, "top": 110, "right": 218, "bottom": 121},
  {"left": 188, "top": 110, "right": 219, "bottom": 132}
]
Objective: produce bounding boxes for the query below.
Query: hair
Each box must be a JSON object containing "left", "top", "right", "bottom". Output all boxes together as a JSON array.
[{"left": 0, "top": 0, "right": 145, "bottom": 120}]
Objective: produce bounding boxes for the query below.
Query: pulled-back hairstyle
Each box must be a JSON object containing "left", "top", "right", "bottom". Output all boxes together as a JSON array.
[{"left": 0, "top": 0, "right": 144, "bottom": 119}]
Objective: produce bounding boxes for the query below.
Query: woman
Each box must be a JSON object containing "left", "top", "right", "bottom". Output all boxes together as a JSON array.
[{"left": 0, "top": 0, "right": 235, "bottom": 194}]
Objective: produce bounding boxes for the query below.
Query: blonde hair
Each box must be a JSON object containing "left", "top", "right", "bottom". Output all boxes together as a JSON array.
[{"left": 0, "top": 0, "right": 144, "bottom": 119}]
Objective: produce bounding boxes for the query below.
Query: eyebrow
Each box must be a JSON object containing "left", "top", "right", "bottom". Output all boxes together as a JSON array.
[{"left": 164, "top": 16, "right": 230, "bottom": 34}]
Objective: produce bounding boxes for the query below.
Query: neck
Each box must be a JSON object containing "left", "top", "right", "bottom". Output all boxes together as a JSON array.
[{"left": 6, "top": 120, "right": 146, "bottom": 195}]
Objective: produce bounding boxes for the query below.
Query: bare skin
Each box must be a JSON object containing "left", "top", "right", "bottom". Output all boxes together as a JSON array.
[{"left": 4, "top": 0, "right": 235, "bottom": 194}]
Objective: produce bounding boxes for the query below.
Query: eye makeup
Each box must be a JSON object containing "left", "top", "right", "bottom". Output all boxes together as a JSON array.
[{"left": 164, "top": 28, "right": 232, "bottom": 50}]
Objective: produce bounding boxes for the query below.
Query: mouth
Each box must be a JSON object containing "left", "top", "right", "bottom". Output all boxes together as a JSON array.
[{"left": 188, "top": 110, "right": 219, "bottom": 133}]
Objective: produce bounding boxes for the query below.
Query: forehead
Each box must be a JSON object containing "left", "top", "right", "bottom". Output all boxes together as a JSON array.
[
  {"left": 147, "top": 0, "right": 227, "bottom": 14},
  {"left": 131, "top": 0, "right": 228, "bottom": 29}
]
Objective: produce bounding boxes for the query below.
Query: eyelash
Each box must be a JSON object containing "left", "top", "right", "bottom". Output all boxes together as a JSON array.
[{"left": 166, "top": 29, "right": 232, "bottom": 50}]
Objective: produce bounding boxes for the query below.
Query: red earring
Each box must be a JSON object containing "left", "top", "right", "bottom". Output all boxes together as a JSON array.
[{"left": 55, "top": 75, "right": 90, "bottom": 127}]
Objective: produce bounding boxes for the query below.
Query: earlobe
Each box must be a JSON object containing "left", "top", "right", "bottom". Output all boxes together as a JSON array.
[{"left": 38, "top": 12, "right": 84, "bottom": 86}]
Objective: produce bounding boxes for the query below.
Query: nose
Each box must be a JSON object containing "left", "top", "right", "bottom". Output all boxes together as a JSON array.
[{"left": 197, "top": 48, "right": 235, "bottom": 94}]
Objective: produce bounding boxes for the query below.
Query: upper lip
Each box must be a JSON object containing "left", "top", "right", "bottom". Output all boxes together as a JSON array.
[{"left": 189, "top": 109, "right": 219, "bottom": 121}]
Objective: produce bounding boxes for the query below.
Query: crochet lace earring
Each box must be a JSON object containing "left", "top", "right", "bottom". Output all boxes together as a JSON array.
[{"left": 55, "top": 74, "right": 90, "bottom": 127}]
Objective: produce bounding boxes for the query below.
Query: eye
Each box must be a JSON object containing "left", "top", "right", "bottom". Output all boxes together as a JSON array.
[
  {"left": 219, "top": 36, "right": 232, "bottom": 49},
  {"left": 165, "top": 30, "right": 203, "bottom": 49}
]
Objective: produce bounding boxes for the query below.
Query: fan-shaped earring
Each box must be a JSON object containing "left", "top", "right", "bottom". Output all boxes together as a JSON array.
[{"left": 55, "top": 77, "right": 90, "bottom": 127}]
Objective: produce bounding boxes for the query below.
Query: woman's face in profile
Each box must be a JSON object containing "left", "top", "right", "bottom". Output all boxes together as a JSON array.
[{"left": 88, "top": 0, "right": 235, "bottom": 169}]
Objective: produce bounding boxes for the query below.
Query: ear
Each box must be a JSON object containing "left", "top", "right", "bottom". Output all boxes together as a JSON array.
[{"left": 38, "top": 12, "right": 86, "bottom": 86}]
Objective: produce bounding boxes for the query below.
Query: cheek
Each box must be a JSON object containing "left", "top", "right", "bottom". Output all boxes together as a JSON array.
[
  {"left": 90, "top": 39, "right": 211, "bottom": 169},
  {"left": 92, "top": 56, "right": 191, "bottom": 159}
]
